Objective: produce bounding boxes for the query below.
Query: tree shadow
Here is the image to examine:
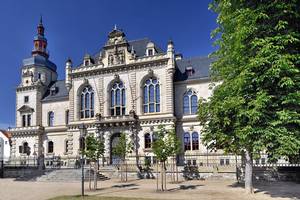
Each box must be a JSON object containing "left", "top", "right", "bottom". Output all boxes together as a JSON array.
[
  {"left": 112, "top": 183, "right": 138, "bottom": 188},
  {"left": 229, "top": 181, "right": 300, "bottom": 199}
]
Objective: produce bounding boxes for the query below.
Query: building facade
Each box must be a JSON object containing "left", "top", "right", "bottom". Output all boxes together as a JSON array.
[
  {"left": 9, "top": 19, "right": 216, "bottom": 167},
  {"left": 0, "top": 130, "right": 11, "bottom": 162}
]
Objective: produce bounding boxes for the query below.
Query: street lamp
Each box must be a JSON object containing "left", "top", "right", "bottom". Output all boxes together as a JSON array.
[
  {"left": 79, "top": 123, "right": 87, "bottom": 197},
  {"left": 129, "top": 110, "right": 139, "bottom": 168}
]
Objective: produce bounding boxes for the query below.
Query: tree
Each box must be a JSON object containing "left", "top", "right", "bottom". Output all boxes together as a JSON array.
[
  {"left": 112, "top": 132, "right": 132, "bottom": 182},
  {"left": 152, "top": 125, "right": 181, "bottom": 191},
  {"left": 85, "top": 134, "right": 105, "bottom": 190},
  {"left": 199, "top": 0, "right": 300, "bottom": 193}
]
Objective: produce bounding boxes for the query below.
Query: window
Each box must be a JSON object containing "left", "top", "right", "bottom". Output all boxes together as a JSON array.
[
  {"left": 19, "top": 142, "right": 29, "bottom": 154},
  {"left": 148, "top": 49, "right": 153, "bottom": 56},
  {"left": 184, "top": 132, "right": 191, "bottom": 151},
  {"left": 65, "top": 110, "right": 69, "bottom": 125},
  {"left": 48, "top": 111, "right": 54, "bottom": 127},
  {"left": 80, "top": 86, "right": 95, "bottom": 119},
  {"left": 220, "top": 159, "right": 224, "bottom": 166},
  {"left": 226, "top": 158, "right": 230, "bottom": 165},
  {"left": 22, "top": 115, "right": 26, "bottom": 127},
  {"left": 261, "top": 158, "right": 266, "bottom": 165},
  {"left": 110, "top": 81, "right": 126, "bottom": 116},
  {"left": 143, "top": 78, "right": 160, "bottom": 113},
  {"left": 192, "top": 160, "right": 197, "bottom": 166},
  {"left": 48, "top": 141, "right": 54, "bottom": 153},
  {"left": 84, "top": 60, "right": 89, "bottom": 66},
  {"left": 79, "top": 137, "right": 85, "bottom": 150},
  {"left": 24, "top": 96, "right": 29, "bottom": 103},
  {"left": 144, "top": 133, "right": 152, "bottom": 149},
  {"left": 27, "top": 114, "right": 31, "bottom": 127},
  {"left": 192, "top": 132, "right": 199, "bottom": 150},
  {"left": 183, "top": 89, "right": 198, "bottom": 115},
  {"left": 38, "top": 73, "right": 41, "bottom": 79},
  {"left": 65, "top": 140, "right": 69, "bottom": 153}
]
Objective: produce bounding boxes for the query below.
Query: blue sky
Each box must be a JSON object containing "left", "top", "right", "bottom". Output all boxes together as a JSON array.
[{"left": 0, "top": 0, "right": 217, "bottom": 129}]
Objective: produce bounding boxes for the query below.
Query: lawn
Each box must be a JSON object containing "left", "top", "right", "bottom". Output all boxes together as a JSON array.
[{"left": 49, "top": 196, "right": 157, "bottom": 200}]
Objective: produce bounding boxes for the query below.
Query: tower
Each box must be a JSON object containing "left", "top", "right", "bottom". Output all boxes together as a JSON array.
[{"left": 16, "top": 18, "right": 57, "bottom": 127}]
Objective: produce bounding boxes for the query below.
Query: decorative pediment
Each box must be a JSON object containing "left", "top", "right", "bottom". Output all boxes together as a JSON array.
[{"left": 18, "top": 105, "right": 34, "bottom": 113}]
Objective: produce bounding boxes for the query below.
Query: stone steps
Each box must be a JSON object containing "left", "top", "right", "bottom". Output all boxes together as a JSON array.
[{"left": 35, "top": 168, "right": 110, "bottom": 182}]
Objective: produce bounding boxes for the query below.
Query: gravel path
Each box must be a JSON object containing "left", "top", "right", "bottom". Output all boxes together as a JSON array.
[{"left": 0, "top": 178, "right": 299, "bottom": 200}]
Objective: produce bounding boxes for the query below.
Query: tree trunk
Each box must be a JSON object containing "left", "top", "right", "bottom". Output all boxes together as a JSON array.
[
  {"left": 245, "top": 149, "right": 253, "bottom": 194},
  {"left": 156, "top": 162, "right": 159, "bottom": 191},
  {"left": 89, "top": 163, "right": 92, "bottom": 190},
  {"left": 125, "top": 159, "right": 128, "bottom": 182},
  {"left": 161, "top": 162, "right": 164, "bottom": 191},
  {"left": 163, "top": 161, "right": 167, "bottom": 190},
  {"left": 94, "top": 162, "right": 98, "bottom": 190}
]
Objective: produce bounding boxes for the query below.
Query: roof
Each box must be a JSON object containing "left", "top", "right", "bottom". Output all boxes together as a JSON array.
[
  {"left": 128, "top": 38, "right": 164, "bottom": 57},
  {"left": 42, "top": 80, "right": 69, "bottom": 102},
  {"left": 174, "top": 56, "right": 216, "bottom": 82},
  {"left": 22, "top": 55, "right": 57, "bottom": 71},
  {"left": 0, "top": 130, "right": 11, "bottom": 139},
  {"left": 74, "top": 38, "right": 164, "bottom": 68}
]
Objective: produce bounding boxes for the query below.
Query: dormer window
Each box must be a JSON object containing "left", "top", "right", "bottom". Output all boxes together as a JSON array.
[
  {"left": 146, "top": 42, "right": 155, "bottom": 56},
  {"left": 84, "top": 60, "right": 90, "bottom": 66},
  {"left": 50, "top": 87, "right": 58, "bottom": 96},
  {"left": 185, "top": 66, "right": 194, "bottom": 76}
]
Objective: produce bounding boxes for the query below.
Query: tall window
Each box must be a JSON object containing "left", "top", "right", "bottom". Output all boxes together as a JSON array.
[
  {"left": 22, "top": 115, "right": 26, "bottom": 127},
  {"left": 184, "top": 132, "right": 191, "bottom": 151},
  {"left": 48, "top": 111, "right": 54, "bottom": 127},
  {"left": 144, "top": 133, "right": 152, "bottom": 149},
  {"left": 19, "top": 142, "right": 29, "bottom": 154},
  {"left": 183, "top": 89, "right": 198, "bottom": 115},
  {"left": 80, "top": 86, "right": 95, "bottom": 119},
  {"left": 65, "top": 110, "right": 69, "bottom": 125},
  {"left": 65, "top": 139, "right": 69, "bottom": 153},
  {"left": 143, "top": 78, "right": 160, "bottom": 113},
  {"left": 27, "top": 114, "right": 31, "bottom": 127},
  {"left": 48, "top": 141, "right": 54, "bottom": 153},
  {"left": 192, "top": 132, "right": 199, "bottom": 150},
  {"left": 110, "top": 81, "right": 126, "bottom": 116}
]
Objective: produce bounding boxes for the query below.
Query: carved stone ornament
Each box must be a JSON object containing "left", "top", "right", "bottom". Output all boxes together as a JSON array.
[
  {"left": 148, "top": 68, "right": 154, "bottom": 77},
  {"left": 83, "top": 78, "right": 89, "bottom": 85},
  {"left": 114, "top": 74, "right": 120, "bottom": 82}
]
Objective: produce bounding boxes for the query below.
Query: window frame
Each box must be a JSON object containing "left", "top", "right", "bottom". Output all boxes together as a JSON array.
[
  {"left": 48, "top": 111, "right": 54, "bottom": 127},
  {"left": 110, "top": 81, "right": 126, "bottom": 116},
  {"left": 80, "top": 86, "right": 95, "bottom": 119},
  {"left": 143, "top": 77, "right": 160, "bottom": 113},
  {"left": 48, "top": 141, "right": 54, "bottom": 153},
  {"left": 184, "top": 132, "right": 191, "bottom": 151},
  {"left": 183, "top": 89, "right": 198, "bottom": 115}
]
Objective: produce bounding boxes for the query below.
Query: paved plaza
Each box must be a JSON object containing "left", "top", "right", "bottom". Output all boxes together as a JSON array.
[{"left": 0, "top": 178, "right": 299, "bottom": 200}]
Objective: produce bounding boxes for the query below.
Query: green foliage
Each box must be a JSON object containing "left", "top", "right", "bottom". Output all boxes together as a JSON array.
[
  {"left": 152, "top": 125, "right": 181, "bottom": 162},
  {"left": 112, "top": 133, "right": 132, "bottom": 161},
  {"left": 199, "top": 0, "right": 300, "bottom": 161},
  {"left": 85, "top": 135, "right": 105, "bottom": 162}
]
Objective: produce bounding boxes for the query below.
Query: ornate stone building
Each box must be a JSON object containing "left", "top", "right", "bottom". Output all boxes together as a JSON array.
[{"left": 8, "top": 19, "right": 215, "bottom": 166}]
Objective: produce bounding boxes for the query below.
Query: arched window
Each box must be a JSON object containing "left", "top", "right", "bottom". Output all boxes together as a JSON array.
[
  {"left": 184, "top": 132, "right": 191, "bottom": 151},
  {"left": 48, "top": 111, "right": 54, "bottom": 127},
  {"left": 80, "top": 86, "right": 95, "bottom": 119},
  {"left": 143, "top": 78, "right": 160, "bottom": 113},
  {"left": 183, "top": 89, "right": 198, "bottom": 115},
  {"left": 48, "top": 141, "right": 54, "bottom": 153},
  {"left": 110, "top": 81, "right": 126, "bottom": 116},
  {"left": 19, "top": 142, "right": 30, "bottom": 154},
  {"left": 192, "top": 132, "right": 199, "bottom": 150},
  {"left": 144, "top": 133, "right": 152, "bottom": 149}
]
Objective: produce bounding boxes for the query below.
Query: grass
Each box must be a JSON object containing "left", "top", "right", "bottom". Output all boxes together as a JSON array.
[{"left": 49, "top": 195, "right": 156, "bottom": 200}]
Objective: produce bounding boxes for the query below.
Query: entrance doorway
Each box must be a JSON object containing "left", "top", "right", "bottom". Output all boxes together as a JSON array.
[{"left": 110, "top": 133, "right": 121, "bottom": 165}]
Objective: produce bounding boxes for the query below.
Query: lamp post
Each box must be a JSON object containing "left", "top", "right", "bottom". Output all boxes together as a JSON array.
[
  {"left": 129, "top": 110, "right": 139, "bottom": 168},
  {"left": 79, "top": 123, "right": 87, "bottom": 197}
]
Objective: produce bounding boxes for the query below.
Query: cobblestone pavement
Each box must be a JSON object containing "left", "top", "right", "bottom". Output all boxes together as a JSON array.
[{"left": 0, "top": 178, "right": 299, "bottom": 200}]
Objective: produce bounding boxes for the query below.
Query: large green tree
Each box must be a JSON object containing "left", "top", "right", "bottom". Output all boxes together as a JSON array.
[{"left": 199, "top": 0, "right": 300, "bottom": 193}]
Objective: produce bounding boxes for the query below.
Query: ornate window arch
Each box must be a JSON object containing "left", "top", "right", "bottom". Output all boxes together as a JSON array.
[
  {"left": 192, "top": 132, "right": 199, "bottom": 150},
  {"left": 143, "top": 77, "right": 160, "bottom": 113},
  {"left": 183, "top": 89, "right": 198, "bottom": 115},
  {"left": 184, "top": 132, "right": 191, "bottom": 151},
  {"left": 80, "top": 86, "right": 95, "bottom": 119},
  {"left": 110, "top": 81, "right": 126, "bottom": 116}
]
